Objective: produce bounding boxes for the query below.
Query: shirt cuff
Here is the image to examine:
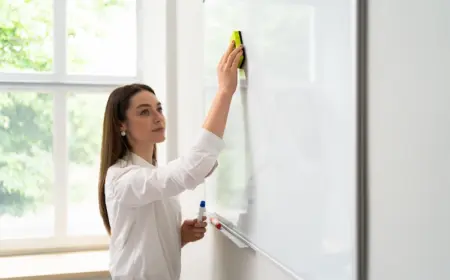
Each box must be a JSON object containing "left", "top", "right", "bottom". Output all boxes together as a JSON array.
[{"left": 195, "top": 128, "right": 226, "bottom": 154}]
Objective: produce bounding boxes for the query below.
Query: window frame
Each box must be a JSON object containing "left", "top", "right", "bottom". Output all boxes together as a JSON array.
[{"left": 0, "top": 0, "right": 152, "bottom": 256}]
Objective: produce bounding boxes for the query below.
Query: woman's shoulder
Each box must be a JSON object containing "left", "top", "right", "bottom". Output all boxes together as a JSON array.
[{"left": 105, "top": 158, "right": 140, "bottom": 185}]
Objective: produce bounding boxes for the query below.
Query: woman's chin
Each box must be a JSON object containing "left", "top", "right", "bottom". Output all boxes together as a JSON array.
[{"left": 154, "top": 135, "right": 166, "bottom": 143}]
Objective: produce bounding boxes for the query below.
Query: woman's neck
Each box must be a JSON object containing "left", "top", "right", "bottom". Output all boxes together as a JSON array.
[{"left": 131, "top": 144, "right": 154, "bottom": 164}]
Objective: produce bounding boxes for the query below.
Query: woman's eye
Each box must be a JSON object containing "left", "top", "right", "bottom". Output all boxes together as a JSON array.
[
  {"left": 157, "top": 107, "right": 163, "bottom": 113},
  {"left": 140, "top": 109, "right": 150, "bottom": 116}
]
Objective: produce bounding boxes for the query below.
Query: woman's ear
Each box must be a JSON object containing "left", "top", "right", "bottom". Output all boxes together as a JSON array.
[
  {"left": 119, "top": 122, "right": 127, "bottom": 133},
  {"left": 120, "top": 122, "right": 127, "bottom": 131}
]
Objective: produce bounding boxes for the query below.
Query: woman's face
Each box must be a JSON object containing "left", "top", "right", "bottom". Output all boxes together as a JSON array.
[{"left": 121, "top": 90, "right": 166, "bottom": 145}]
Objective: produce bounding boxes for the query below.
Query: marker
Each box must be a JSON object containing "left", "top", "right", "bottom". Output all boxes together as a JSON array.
[
  {"left": 197, "top": 200, "right": 206, "bottom": 222},
  {"left": 209, "top": 217, "right": 222, "bottom": 230}
]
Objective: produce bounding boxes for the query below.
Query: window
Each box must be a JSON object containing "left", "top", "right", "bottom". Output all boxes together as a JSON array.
[
  {"left": 67, "top": 0, "right": 137, "bottom": 76},
  {"left": 0, "top": 0, "right": 142, "bottom": 254},
  {"left": 67, "top": 92, "right": 110, "bottom": 236}
]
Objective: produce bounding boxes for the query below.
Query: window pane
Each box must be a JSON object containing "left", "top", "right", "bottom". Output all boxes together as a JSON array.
[
  {"left": 67, "top": 93, "right": 108, "bottom": 236},
  {"left": 0, "top": 0, "right": 53, "bottom": 73},
  {"left": 0, "top": 92, "right": 54, "bottom": 239},
  {"left": 67, "top": 0, "right": 137, "bottom": 76}
]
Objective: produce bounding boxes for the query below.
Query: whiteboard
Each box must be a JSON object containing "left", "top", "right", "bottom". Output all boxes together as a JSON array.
[{"left": 203, "top": 0, "right": 359, "bottom": 279}]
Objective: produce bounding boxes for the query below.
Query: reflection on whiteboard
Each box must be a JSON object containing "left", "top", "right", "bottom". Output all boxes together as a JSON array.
[{"left": 203, "top": 84, "right": 249, "bottom": 231}]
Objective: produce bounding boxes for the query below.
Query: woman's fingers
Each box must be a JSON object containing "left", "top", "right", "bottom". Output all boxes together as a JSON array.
[
  {"left": 191, "top": 216, "right": 207, "bottom": 240},
  {"left": 226, "top": 45, "right": 243, "bottom": 68},
  {"left": 193, "top": 226, "right": 207, "bottom": 233},
  {"left": 219, "top": 41, "right": 236, "bottom": 67},
  {"left": 231, "top": 49, "right": 243, "bottom": 69},
  {"left": 194, "top": 221, "right": 207, "bottom": 228}
]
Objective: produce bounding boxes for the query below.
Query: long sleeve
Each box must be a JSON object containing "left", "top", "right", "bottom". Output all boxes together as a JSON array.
[{"left": 107, "top": 129, "right": 225, "bottom": 207}]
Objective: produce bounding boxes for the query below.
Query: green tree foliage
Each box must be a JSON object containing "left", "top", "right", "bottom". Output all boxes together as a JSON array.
[
  {"left": 0, "top": 0, "right": 124, "bottom": 216},
  {"left": 0, "top": 0, "right": 54, "bottom": 216},
  {"left": 0, "top": 0, "right": 53, "bottom": 72}
]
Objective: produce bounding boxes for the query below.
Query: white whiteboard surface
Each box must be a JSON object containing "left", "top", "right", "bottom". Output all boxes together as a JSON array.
[{"left": 203, "top": 0, "right": 358, "bottom": 279}]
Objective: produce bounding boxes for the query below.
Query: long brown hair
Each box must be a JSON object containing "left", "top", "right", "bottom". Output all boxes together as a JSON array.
[{"left": 98, "top": 83, "right": 157, "bottom": 235}]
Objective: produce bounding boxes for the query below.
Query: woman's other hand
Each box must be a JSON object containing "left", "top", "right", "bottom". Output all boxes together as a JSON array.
[
  {"left": 217, "top": 41, "right": 244, "bottom": 96},
  {"left": 181, "top": 216, "right": 207, "bottom": 247}
]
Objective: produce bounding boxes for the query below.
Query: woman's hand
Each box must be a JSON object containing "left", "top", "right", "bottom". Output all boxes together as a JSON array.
[
  {"left": 202, "top": 42, "right": 243, "bottom": 138},
  {"left": 217, "top": 41, "right": 244, "bottom": 96},
  {"left": 181, "top": 216, "right": 207, "bottom": 247}
]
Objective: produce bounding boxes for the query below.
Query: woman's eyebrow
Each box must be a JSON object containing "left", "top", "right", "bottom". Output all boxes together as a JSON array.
[{"left": 136, "top": 102, "right": 161, "bottom": 109}]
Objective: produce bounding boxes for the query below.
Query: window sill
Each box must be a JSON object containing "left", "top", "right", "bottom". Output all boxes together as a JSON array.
[{"left": 0, "top": 250, "right": 109, "bottom": 280}]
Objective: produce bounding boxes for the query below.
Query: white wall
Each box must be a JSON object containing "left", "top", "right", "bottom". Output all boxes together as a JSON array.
[
  {"left": 368, "top": 0, "right": 450, "bottom": 279},
  {"left": 175, "top": 0, "right": 450, "bottom": 279}
]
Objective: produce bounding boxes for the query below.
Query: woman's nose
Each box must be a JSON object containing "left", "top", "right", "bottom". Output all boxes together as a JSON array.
[{"left": 154, "top": 114, "right": 163, "bottom": 124}]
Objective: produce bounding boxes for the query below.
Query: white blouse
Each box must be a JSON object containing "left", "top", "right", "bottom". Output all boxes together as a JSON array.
[{"left": 104, "top": 129, "right": 225, "bottom": 280}]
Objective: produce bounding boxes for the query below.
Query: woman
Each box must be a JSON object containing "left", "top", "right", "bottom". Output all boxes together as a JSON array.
[{"left": 98, "top": 41, "right": 244, "bottom": 280}]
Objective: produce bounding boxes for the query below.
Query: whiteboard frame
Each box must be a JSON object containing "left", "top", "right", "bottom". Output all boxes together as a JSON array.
[
  {"left": 356, "top": 0, "right": 368, "bottom": 280},
  {"left": 204, "top": 0, "right": 369, "bottom": 279},
  {"left": 213, "top": 212, "right": 304, "bottom": 280}
]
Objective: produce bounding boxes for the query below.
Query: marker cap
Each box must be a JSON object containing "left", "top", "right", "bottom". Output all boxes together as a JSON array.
[{"left": 210, "top": 217, "right": 222, "bottom": 229}]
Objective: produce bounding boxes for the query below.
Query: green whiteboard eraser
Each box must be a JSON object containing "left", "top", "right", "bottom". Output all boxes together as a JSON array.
[{"left": 230, "top": 30, "right": 245, "bottom": 69}]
